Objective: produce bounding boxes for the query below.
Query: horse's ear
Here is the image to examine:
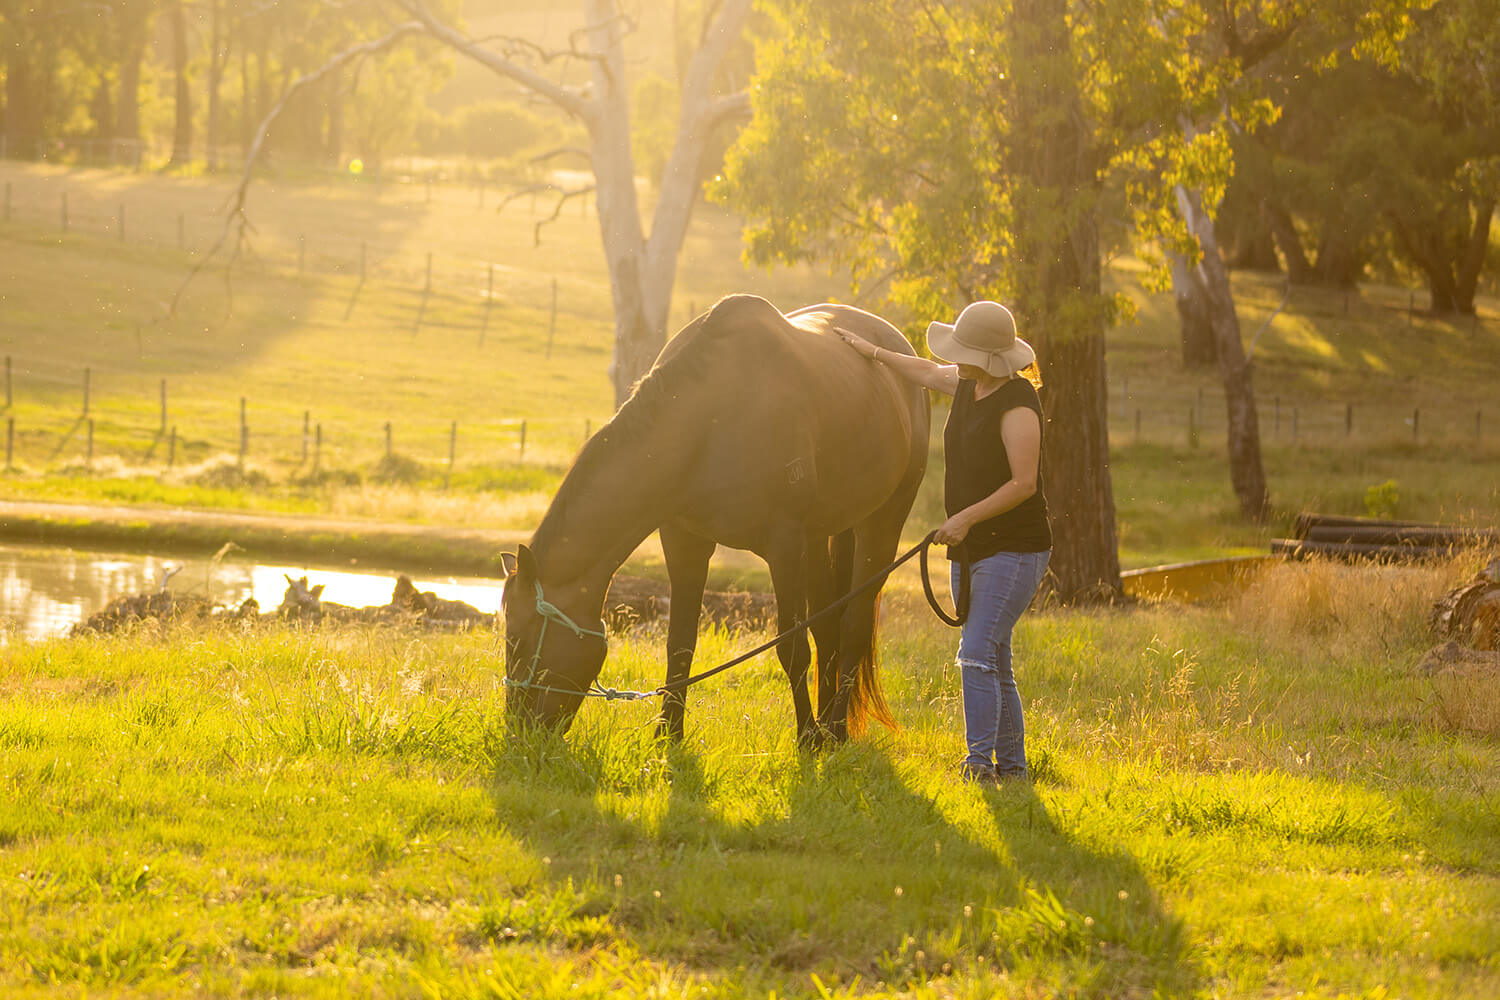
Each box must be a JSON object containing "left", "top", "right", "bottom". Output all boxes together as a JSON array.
[
  {"left": 516, "top": 544, "right": 538, "bottom": 581},
  {"left": 499, "top": 551, "right": 518, "bottom": 579}
]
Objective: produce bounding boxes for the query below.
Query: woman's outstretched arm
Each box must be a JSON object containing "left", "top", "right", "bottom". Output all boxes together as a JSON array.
[{"left": 835, "top": 327, "right": 960, "bottom": 396}]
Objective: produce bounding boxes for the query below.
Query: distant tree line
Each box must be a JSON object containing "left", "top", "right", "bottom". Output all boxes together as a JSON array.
[{"left": 0, "top": 0, "right": 593, "bottom": 172}]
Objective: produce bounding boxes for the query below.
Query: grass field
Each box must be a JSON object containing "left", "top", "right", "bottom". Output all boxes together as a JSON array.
[
  {"left": 2, "top": 162, "right": 1498, "bottom": 570},
  {"left": 1, "top": 554, "right": 1497, "bottom": 997}
]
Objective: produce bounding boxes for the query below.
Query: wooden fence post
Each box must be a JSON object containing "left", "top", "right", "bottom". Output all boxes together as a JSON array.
[
  {"left": 444, "top": 420, "right": 456, "bottom": 489},
  {"left": 414, "top": 251, "right": 433, "bottom": 334},
  {"left": 385, "top": 421, "right": 392, "bottom": 459},
  {"left": 519, "top": 420, "right": 527, "bottom": 461},
  {"left": 1345, "top": 402, "right": 1353, "bottom": 437},
  {"left": 1412, "top": 407, "right": 1420, "bottom": 442},
  {"left": 314, "top": 424, "right": 322, "bottom": 473},
  {"left": 1134, "top": 409, "right": 1142, "bottom": 444},
  {"left": 480, "top": 263, "right": 494, "bottom": 347},
  {"left": 547, "top": 278, "right": 557, "bottom": 359},
  {"left": 1188, "top": 407, "right": 1198, "bottom": 448}
]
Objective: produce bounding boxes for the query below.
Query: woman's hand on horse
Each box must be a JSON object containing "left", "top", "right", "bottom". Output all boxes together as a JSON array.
[
  {"left": 934, "top": 513, "right": 972, "bottom": 546},
  {"left": 835, "top": 327, "right": 876, "bottom": 358}
]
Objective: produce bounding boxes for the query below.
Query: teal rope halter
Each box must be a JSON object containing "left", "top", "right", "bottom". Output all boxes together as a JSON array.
[{"left": 504, "top": 581, "right": 650, "bottom": 702}]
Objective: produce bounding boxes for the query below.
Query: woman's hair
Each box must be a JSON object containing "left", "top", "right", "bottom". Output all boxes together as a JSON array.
[{"left": 1017, "top": 362, "right": 1043, "bottom": 389}]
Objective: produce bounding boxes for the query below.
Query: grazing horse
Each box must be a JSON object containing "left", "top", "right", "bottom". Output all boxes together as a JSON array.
[{"left": 501, "top": 294, "right": 930, "bottom": 745}]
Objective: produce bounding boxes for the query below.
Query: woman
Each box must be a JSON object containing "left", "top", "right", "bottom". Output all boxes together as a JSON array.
[{"left": 838, "top": 301, "right": 1051, "bottom": 783}]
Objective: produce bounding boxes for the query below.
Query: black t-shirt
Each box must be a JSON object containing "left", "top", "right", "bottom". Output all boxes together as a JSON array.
[{"left": 943, "top": 376, "right": 1052, "bottom": 561}]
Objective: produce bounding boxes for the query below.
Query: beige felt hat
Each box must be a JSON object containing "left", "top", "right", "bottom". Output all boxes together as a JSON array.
[{"left": 927, "top": 301, "right": 1035, "bottom": 378}]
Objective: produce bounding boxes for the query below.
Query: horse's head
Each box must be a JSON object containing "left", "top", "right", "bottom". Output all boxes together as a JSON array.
[{"left": 499, "top": 544, "right": 606, "bottom": 732}]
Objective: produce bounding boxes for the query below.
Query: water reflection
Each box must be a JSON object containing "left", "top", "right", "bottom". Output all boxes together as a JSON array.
[{"left": 0, "top": 544, "right": 504, "bottom": 641}]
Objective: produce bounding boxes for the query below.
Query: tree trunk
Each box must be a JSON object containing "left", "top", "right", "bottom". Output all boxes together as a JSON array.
[
  {"left": 1455, "top": 197, "right": 1493, "bottom": 316},
  {"left": 1264, "top": 198, "right": 1315, "bottom": 284},
  {"left": 206, "top": 0, "right": 225, "bottom": 170},
  {"left": 116, "top": 7, "right": 151, "bottom": 144},
  {"left": 167, "top": 0, "right": 193, "bottom": 167},
  {"left": 1171, "top": 249, "right": 1218, "bottom": 368},
  {"left": 1178, "top": 182, "right": 1270, "bottom": 521},
  {"left": 1010, "top": 0, "right": 1121, "bottom": 604}
]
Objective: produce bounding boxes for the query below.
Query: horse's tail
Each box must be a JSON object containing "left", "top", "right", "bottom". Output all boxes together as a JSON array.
[{"left": 841, "top": 533, "right": 897, "bottom": 737}]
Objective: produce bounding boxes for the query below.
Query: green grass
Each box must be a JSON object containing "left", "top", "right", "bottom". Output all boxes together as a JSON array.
[
  {"left": 1, "top": 161, "right": 1498, "bottom": 572},
  {"left": 1, "top": 554, "right": 1496, "bottom": 997}
]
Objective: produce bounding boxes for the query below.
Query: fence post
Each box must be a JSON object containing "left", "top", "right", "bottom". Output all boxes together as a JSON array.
[
  {"left": 1188, "top": 407, "right": 1198, "bottom": 448},
  {"left": 384, "top": 421, "right": 392, "bottom": 459},
  {"left": 444, "top": 420, "right": 456, "bottom": 489},
  {"left": 414, "top": 251, "right": 432, "bottom": 334},
  {"left": 547, "top": 278, "right": 558, "bottom": 359},
  {"left": 1412, "top": 407, "right": 1420, "bottom": 442},
  {"left": 159, "top": 378, "right": 167, "bottom": 432},
  {"left": 480, "top": 263, "right": 494, "bottom": 347},
  {"left": 314, "top": 424, "right": 322, "bottom": 473},
  {"left": 1345, "top": 402, "right": 1353, "bottom": 437},
  {"left": 519, "top": 420, "right": 527, "bottom": 461},
  {"left": 1134, "top": 409, "right": 1142, "bottom": 444}
]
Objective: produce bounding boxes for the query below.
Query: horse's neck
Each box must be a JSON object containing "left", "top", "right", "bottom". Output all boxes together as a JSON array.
[{"left": 531, "top": 411, "right": 690, "bottom": 600}]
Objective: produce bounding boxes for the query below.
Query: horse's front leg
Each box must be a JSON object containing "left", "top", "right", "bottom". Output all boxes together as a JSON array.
[
  {"left": 766, "top": 527, "right": 817, "bottom": 746},
  {"left": 658, "top": 523, "right": 715, "bottom": 742}
]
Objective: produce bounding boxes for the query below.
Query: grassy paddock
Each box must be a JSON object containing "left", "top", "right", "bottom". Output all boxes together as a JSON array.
[
  {"left": 4, "top": 162, "right": 1499, "bottom": 570},
  {"left": 1, "top": 553, "right": 1497, "bottom": 997}
]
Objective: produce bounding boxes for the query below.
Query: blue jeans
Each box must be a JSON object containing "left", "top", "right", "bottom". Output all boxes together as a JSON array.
[{"left": 952, "top": 549, "right": 1050, "bottom": 776}]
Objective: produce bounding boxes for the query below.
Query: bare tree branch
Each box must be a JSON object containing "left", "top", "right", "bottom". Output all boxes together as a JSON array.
[
  {"left": 529, "top": 146, "right": 592, "bottom": 164},
  {"left": 394, "top": 0, "right": 598, "bottom": 123},
  {"left": 534, "top": 187, "right": 596, "bottom": 246},
  {"left": 165, "top": 21, "right": 423, "bottom": 317}
]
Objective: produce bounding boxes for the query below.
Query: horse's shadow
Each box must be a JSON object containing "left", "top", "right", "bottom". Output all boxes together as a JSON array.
[{"left": 486, "top": 735, "right": 1198, "bottom": 992}]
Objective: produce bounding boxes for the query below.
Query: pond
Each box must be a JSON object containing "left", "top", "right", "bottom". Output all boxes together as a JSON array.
[{"left": 0, "top": 543, "right": 506, "bottom": 641}]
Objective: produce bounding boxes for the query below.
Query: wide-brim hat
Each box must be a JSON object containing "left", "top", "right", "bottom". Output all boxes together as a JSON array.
[{"left": 927, "top": 301, "right": 1035, "bottom": 378}]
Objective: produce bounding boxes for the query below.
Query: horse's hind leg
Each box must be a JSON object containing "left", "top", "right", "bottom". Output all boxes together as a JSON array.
[
  {"left": 810, "top": 530, "right": 853, "bottom": 734},
  {"left": 658, "top": 523, "right": 715, "bottom": 742},
  {"left": 765, "top": 526, "right": 817, "bottom": 745},
  {"left": 826, "top": 516, "right": 906, "bottom": 743}
]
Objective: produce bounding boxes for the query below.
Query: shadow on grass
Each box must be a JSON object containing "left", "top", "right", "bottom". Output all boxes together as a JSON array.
[{"left": 486, "top": 733, "right": 1198, "bottom": 996}]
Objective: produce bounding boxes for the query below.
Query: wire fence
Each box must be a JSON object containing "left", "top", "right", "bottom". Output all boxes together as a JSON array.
[{"left": 0, "top": 163, "right": 1495, "bottom": 478}]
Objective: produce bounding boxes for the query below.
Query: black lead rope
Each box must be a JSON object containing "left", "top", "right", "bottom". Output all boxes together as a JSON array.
[
  {"left": 506, "top": 531, "right": 969, "bottom": 703},
  {"left": 656, "top": 530, "right": 969, "bottom": 696}
]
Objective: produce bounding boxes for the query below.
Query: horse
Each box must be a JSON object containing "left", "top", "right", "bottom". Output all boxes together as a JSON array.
[{"left": 500, "top": 294, "right": 930, "bottom": 745}]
